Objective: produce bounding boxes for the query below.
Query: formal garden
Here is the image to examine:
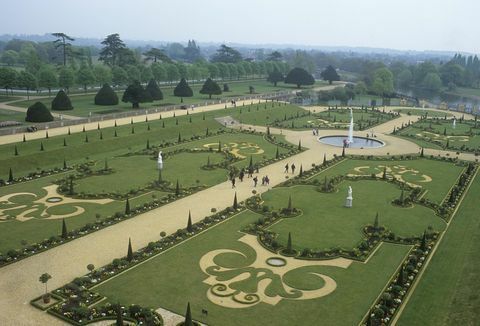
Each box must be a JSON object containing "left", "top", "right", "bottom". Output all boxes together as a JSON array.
[
  {"left": 29, "top": 153, "right": 477, "bottom": 325},
  {"left": 395, "top": 114, "right": 480, "bottom": 152},
  {"left": 0, "top": 103, "right": 304, "bottom": 263}
]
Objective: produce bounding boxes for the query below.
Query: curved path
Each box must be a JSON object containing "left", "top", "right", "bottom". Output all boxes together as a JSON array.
[{"left": 0, "top": 104, "right": 476, "bottom": 325}]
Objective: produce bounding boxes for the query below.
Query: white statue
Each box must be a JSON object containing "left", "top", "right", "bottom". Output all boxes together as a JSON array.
[
  {"left": 452, "top": 118, "right": 456, "bottom": 129},
  {"left": 345, "top": 185, "right": 353, "bottom": 208},
  {"left": 157, "top": 151, "right": 163, "bottom": 170}
]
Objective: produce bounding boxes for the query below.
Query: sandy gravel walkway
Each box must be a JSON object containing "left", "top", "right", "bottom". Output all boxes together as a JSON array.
[{"left": 0, "top": 102, "right": 477, "bottom": 325}]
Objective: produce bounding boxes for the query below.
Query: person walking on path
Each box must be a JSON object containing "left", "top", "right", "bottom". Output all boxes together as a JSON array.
[
  {"left": 291, "top": 164, "right": 296, "bottom": 174},
  {"left": 265, "top": 175, "right": 270, "bottom": 185},
  {"left": 239, "top": 170, "right": 245, "bottom": 182},
  {"left": 284, "top": 163, "right": 289, "bottom": 173},
  {"left": 261, "top": 176, "right": 266, "bottom": 186},
  {"left": 253, "top": 176, "right": 258, "bottom": 187},
  {"left": 231, "top": 177, "right": 236, "bottom": 188}
]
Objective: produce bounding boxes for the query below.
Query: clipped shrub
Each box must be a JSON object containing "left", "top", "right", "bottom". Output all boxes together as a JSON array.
[
  {"left": 51, "top": 90, "right": 73, "bottom": 110},
  {"left": 25, "top": 102, "right": 54, "bottom": 122},
  {"left": 94, "top": 84, "right": 119, "bottom": 105},
  {"left": 145, "top": 79, "right": 164, "bottom": 101}
]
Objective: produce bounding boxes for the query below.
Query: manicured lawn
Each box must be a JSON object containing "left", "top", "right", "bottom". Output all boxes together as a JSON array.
[
  {"left": 271, "top": 107, "right": 394, "bottom": 130},
  {"left": 0, "top": 96, "right": 21, "bottom": 102},
  {"left": 393, "top": 108, "right": 453, "bottom": 118},
  {"left": 93, "top": 209, "right": 411, "bottom": 326},
  {"left": 398, "top": 172, "right": 480, "bottom": 325},
  {"left": 10, "top": 80, "right": 324, "bottom": 118},
  {"left": 264, "top": 181, "right": 445, "bottom": 250},
  {"left": 0, "top": 108, "right": 26, "bottom": 123},
  {"left": 75, "top": 152, "right": 228, "bottom": 195},
  {"left": 0, "top": 111, "right": 292, "bottom": 254},
  {"left": 397, "top": 118, "right": 480, "bottom": 151},
  {"left": 309, "top": 158, "right": 463, "bottom": 204}
]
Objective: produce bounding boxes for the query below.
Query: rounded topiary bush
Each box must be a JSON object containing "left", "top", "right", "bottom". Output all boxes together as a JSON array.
[
  {"left": 51, "top": 90, "right": 73, "bottom": 110},
  {"left": 26, "top": 102, "right": 54, "bottom": 122},
  {"left": 94, "top": 84, "right": 119, "bottom": 106}
]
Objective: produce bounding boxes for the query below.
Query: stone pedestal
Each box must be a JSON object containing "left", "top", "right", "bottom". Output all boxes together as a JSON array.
[{"left": 345, "top": 196, "right": 353, "bottom": 208}]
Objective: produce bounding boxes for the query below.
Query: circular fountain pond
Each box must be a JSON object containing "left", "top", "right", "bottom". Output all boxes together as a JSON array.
[
  {"left": 46, "top": 197, "right": 63, "bottom": 203},
  {"left": 266, "top": 257, "right": 287, "bottom": 267},
  {"left": 319, "top": 136, "right": 384, "bottom": 149}
]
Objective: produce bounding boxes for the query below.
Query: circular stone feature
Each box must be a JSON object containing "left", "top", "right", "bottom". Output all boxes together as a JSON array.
[
  {"left": 319, "top": 136, "right": 384, "bottom": 148},
  {"left": 46, "top": 197, "right": 63, "bottom": 203},
  {"left": 266, "top": 257, "right": 287, "bottom": 267}
]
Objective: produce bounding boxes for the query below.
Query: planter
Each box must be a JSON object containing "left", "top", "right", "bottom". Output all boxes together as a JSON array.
[{"left": 43, "top": 294, "right": 51, "bottom": 304}]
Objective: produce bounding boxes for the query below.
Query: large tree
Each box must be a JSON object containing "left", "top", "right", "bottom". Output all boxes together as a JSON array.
[
  {"left": 284, "top": 67, "right": 315, "bottom": 88},
  {"left": 37, "top": 65, "right": 57, "bottom": 96},
  {"left": 93, "top": 65, "right": 113, "bottom": 86},
  {"left": 267, "top": 51, "right": 283, "bottom": 61},
  {"left": 51, "top": 33, "right": 74, "bottom": 66},
  {"left": 184, "top": 40, "right": 201, "bottom": 62},
  {"left": 143, "top": 48, "right": 172, "bottom": 63},
  {"left": 151, "top": 63, "right": 167, "bottom": 82},
  {"left": 422, "top": 72, "right": 442, "bottom": 91},
  {"left": 0, "top": 67, "right": 18, "bottom": 95},
  {"left": 58, "top": 66, "right": 75, "bottom": 92},
  {"left": 211, "top": 44, "right": 242, "bottom": 63},
  {"left": 99, "top": 33, "right": 126, "bottom": 67},
  {"left": 267, "top": 67, "right": 284, "bottom": 86},
  {"left": 199, "top": 78, "right": 221, "bottom": 99},
  {"left": 17, "top": 71, "right": 37, "bottom": 99},
  {"left": 371, "top": 67, "right": 394, "bottom": 96},
  {"left": 174, "top": 78, "right": 193, "bottom": 102},
  {"left": 320, "top": 65, "right": 340, "bottom": 84},
  {"left": 112, "top": 66, "right": 128, "bottom": 86},
  {"left": 76, "top": 64, "right": 96, "bottom": 93},
  {"left": 122, "top": 81, "right": 150, "bottom": 108}
]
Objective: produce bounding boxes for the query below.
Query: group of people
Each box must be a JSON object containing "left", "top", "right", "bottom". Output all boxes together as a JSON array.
[
  {"left": 230, "top": 100, "right": 237, "bottom": 107},
  {"left": 312, "top": 128, "right": 320, "bottom": 136},
  {"left": 284, "top": 163, "right": 297, "bottom": 174}
]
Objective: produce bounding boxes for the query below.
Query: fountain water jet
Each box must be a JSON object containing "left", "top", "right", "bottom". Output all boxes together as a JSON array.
[{"left": 347, "top": 108, "right": 354, "bottom": 145}]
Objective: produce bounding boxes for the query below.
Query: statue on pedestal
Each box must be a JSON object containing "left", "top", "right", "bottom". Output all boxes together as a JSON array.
[
  {"left": 157, "top": 151, "right": 163, "bottom": 170},
  {"left": 345, "top": 185, "right": 353, "bottom": 208}
]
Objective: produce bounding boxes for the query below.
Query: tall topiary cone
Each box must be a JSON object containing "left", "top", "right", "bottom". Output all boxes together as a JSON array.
[
  {"left": 61, "top": 218, "right": 68, "bottom": 239},
  {"left": 125, "top": 197, "right": 131, "bottom": 215},
  {"left": 127, "top": 238, "right": 133, "bottom": 262},
  {"left": 115, "top": 303, "right": 123, "bottom": 326},
  {"left": 184, "top": 302, "right": 193, "bottom": 326},
  {"left": 146, "top": 79, "right": 164, "bottom": 101},
  {"left": 286, "top": 232, "right": 293, "bottom": 253},
  {"left": 95, "top": 84, "right": 118, "bottom": 105},
  {"left": 51, "top": 90, "right": 74, "bottom": 110},
  {"left": 187, "top": 211, "right": 193, "bottom": 232},
  {"left": 233, "top": 192, "right": 238, "bottom": 209},
  {"left": 26, "top": 102, "right": 54, "bottom": 122}
]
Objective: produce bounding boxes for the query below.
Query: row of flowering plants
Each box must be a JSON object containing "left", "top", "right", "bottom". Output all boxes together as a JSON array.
[{"left": 32, "top": 204, "right": 246, "bottom": 325}]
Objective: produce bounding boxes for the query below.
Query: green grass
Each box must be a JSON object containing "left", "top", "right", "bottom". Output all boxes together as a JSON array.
[
  {"left": 397, "top": 119, "right": 480, "bottom": 151},
  {"left": 0, "top": 96, "right": 21, "bottom": 103},
  {"left": 75, "top": 152, "right": 228, "bottom": 194},
  {"left": 398, "top": 171, "right": 480, "bottom": 325},
  {"left": 0, "top": 108, "right": 26, "bottom": 123},
  {"left": 0, "top": 119, "right": 290, "bottom": 254},
  {"left": 393, "top": 108, "right": 453, "bottom": 118},
  {"left": 10, "top": 80, "right": 324, "bottom": 118},
  {"left": 444, "top": 86, "right": 480, "bottom": 98},
  {"left": 93, "top": 209, "right": 411, "bottom": 326},
  {"left": 264, "top": 181, "right": 445, "bottom": 250},
  {"left": 309, "top": 158, "right": 463, "bottom": 204}
]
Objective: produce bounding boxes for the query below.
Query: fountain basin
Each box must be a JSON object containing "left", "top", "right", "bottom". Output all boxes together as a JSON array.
[
  {"left": 319, "top": 136, "right": 384, "bottom": 148},
  {"left": 266, "top": 257, "right": 287, "bottom": 267}
]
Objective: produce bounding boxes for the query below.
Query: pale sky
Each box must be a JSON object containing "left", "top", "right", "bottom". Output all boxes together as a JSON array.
[{"left": 1, "top": 0, "right": 479, "bottom": 53}]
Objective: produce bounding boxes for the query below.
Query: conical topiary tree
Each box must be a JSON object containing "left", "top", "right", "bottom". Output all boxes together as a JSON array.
[
  {"left": 299, "top": 164, "right": 303, "bottom": 177},
  {"left": 184, "top": 302, "right": 193, "bottom": 326},
  {"left": 175, "top": 179, "right": 180, "bottom": 196},
  {"left": 51, "top": 90, "right": 73, "bottom": 110},
  {"left": 174, "top": 78, "right": 193, "bottom": 102},
  {"left": 323, "top": 153, "right": 327, "bottom": 166},
  {"left": 95, "top": 84, "right": 119, "bottom": 105},
  {"left": 286, "top": 232, "right": 293, "bottom": 254},
  {"left": 187, "top": 211, "right": 193, "bottom": 232},
  {"left": 287, "top": 195, "right": 293, "bottom": 212},
  {"left": 199, "top": 78, "right": 222, "bottom": 99},
  {"left": 396, "top": 265, "right": 404, "bottom": 286},
  {"left": 374, "top": 213, "right": 379, "bottom": 230},
  {"left": 275, "top": 146, "right": 279, "bottom": 159},
  {"left": 233, "top": 192, "right": 238, "bottom": 209},
  {"left": 125, "top": 198, "right": 131, "bottom": 215},
  {"left": 127, "top": 238, "right": 133, "bottom": 262},
  {"left": 61, "top": 218, "right": 68, "bottom": 239},
  {"left": 115, "top": 303, "right": 123, "bottom": 326},
  {"left": 420, "top": 231, "right": 427, "bottom": 251},
  {"left": 25, "top": 102, "right": 54, "bottom": 122},
  {"left": 122, "top": 81, "right": 149, "bottom": 108},
  {"left": 146, "top": 79, "right": 164, "bottom": 101}
]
